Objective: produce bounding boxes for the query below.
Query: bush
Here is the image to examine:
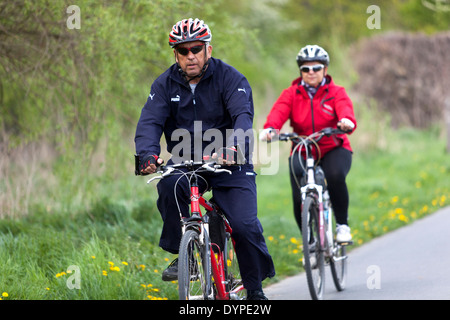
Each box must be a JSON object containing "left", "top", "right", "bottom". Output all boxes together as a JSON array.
[{"left": 352, "top": 31, "right": 450, "bottom": 129}]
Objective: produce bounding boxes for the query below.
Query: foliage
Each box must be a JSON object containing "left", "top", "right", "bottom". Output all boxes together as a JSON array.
[
  {"left": 352, "top": 31, "right": 450, "bottom": 128},
  {"left": 0, "top": 125, "right": 449, "bottom": 299}
]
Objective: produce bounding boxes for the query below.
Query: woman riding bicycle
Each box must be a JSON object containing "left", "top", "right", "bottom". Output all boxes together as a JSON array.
[{"left": 261, "top": 45, "right": 357, "bottom": 243}]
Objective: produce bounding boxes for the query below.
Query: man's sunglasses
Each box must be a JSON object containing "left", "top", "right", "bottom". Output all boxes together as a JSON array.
[
  {"left": 300, "top": 64, "right": 325, "bottom": 73},
  {"left": 175, "top": 44, "right": 205, "bottom": 56}
]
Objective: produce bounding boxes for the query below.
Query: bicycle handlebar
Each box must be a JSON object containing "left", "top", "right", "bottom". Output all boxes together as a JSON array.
[
  {"left": 147, "top": 160, "right": 232, "bottom": 184},
  {"left": 278, "top": 127, "right": 346, "bottom": 143}
]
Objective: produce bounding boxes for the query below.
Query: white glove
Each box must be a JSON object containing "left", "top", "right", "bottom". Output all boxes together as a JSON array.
[{"left": 259, "top": 127, "right": 277, "bottom": 141}]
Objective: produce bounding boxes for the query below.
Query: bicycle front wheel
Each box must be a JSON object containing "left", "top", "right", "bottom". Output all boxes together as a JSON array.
[
  {"left": 178, "top": 229, "right": 212, "bottom": 300},
  {"left": 301, "top": 196, "right": 325, "bottom": 300},
  {"left": 330, "top": 243, "right": 347, "bottom": 291}
]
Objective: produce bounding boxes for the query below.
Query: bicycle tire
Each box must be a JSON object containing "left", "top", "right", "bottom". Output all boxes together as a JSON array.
[
  {"left": 301, "top": 196, "right": 325, "bottom": 300},
  {"left": 330, "top": 243, "right": 347, "bottom": 291},
  {"left": 178, "top": 229, "right": 212, "bottom": 300}
]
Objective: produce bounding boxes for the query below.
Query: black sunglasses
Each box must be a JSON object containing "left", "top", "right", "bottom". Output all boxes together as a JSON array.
[
  {"left": 300, "top": 64, "right": 325, "bottom": 73},
  {"left": 175, "top": 44, "right": 205, "bottom": 56}
]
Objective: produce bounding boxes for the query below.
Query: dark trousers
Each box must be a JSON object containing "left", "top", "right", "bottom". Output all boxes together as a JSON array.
[
  {"left": 289, "top": 147, "right": 352, "bottom": 230},
  {"left": 156, "top": 164, "right": 275, "bottom": 291}
]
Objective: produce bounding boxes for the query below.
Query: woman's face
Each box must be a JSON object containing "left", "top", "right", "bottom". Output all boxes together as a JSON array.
[{"left": 300, "top": 61, "right": 327, "bottom": 87}]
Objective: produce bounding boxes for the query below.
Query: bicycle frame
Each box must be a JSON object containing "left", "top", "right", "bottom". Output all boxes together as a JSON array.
[
  {"left": 301, "top": 158, "right": 332, "bottom": 255},
  {"left": 186, "top": 183, "right": 244, "bottom": 300}
]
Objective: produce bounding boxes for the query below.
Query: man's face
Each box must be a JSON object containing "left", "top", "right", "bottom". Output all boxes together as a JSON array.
[
  {"left": 300, "top": 61, "right": 327, "bottom": 87},
  {"left": 174, "top": 41, "right": 212, "bottom": 82}
]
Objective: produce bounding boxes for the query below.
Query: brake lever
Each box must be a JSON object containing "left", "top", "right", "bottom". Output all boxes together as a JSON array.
[
  {"left": 202, "top": 163, "right": 232, "bottom": 175},
  {"left": 146, "top": 167, "right": 175, "bottom": 183}
]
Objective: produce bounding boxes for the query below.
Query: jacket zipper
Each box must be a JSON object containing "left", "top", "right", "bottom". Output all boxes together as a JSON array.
[{"left": 192, "top": 89, "right": 197, "bottom": 120}]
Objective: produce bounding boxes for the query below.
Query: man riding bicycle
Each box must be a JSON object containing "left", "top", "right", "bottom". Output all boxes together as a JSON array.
[
  {"left": 261, "top": 45, "right": 357, "bottom": 243},
  {"left": 135, "top": 18, "right": 275, "bottom": 300}
]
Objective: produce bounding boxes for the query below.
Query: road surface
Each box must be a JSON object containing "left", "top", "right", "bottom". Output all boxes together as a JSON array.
[{"left": 265, "top": 206, "right": 450, "bottom": 300}]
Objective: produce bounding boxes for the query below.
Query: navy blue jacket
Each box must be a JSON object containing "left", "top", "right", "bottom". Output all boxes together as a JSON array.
[{"left": 135, "top": 57, "right": 254, "bottom": 164}]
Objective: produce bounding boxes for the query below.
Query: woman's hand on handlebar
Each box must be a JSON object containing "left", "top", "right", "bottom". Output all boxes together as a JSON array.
[
  {"left": 259, "top": 127, "right": 278, "bottom": 142},
  {"left": 337, "top": 118, "right": 355, "bottom": 133}
]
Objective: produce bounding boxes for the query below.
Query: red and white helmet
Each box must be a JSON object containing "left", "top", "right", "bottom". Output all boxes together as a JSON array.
[{"left": 169, "top": 18, "right": 212, "bottom": 48}]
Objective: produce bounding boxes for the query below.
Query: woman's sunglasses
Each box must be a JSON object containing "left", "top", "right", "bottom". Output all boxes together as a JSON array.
[
  {"left": 175, "top": 44, "right": 205, "bottom": 56},
  {"left": 300, "top": 64, "right": 325, "bottom": 73}
]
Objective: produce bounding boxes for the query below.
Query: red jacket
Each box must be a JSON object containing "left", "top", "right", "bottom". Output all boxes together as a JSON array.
[{"left": 263, "top": 75, "right": 356, "bottom": 159}]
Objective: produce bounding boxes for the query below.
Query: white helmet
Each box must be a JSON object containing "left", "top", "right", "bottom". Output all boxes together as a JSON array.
[{"left": 296, "top": 45, "right": 329, "bottom": 67}]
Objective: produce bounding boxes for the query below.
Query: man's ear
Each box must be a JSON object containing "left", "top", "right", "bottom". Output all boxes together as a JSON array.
[{"left": 207, "top": 44, "right": 213, "bottom": 59}]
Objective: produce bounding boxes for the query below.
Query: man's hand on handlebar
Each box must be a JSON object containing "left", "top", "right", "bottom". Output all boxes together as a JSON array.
[
  {"left": 212, "top": 146, "right": 238, "bottom": 165},
  {"left": 140, "top": 155, "right": 164, "bottom": 175}
]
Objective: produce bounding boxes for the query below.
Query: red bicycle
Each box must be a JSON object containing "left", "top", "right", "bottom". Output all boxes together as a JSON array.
[{"left": 147, "top": 160, "right": 245, "bottom": 300}]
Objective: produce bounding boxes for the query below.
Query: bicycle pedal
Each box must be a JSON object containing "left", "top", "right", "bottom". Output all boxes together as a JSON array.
[{"left": 337, "top": 240, "right": 353, "bottom": 246}]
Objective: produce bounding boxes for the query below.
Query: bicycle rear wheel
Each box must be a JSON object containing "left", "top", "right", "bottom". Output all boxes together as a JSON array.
[
  {"left": 330, "top": 243, "right": 347, "bottom": 291},
  {"left": 178, "top": 229, "right": 212, "bottom": 300},
  {"left": 224, "top": 235, "right": 245, "bottom": 300},
  {"left": 301, "top": 196, "right": 325, "bottom": 300}
]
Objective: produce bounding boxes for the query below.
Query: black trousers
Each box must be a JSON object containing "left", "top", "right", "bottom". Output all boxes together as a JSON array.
[
  {"left": 289, "top": 147, "right": 353, "bottom": 230},
  {"left": 156, "top": 164, "right": 275, "bottom": 291}
]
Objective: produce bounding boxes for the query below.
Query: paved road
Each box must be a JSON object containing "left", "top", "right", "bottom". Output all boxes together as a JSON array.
[{"left": 265, "top": 206, "right": 450, "bottom": 300}]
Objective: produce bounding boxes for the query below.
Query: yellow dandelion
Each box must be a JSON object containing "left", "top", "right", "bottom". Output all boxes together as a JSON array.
[
  {"left": 390, "top": 196, "right": 399, "bottom": 204},
  {"left": 2, "top": 292, "right": 8, "bottom": 298},
  {"left": 108, "top": 261, "right": 114, "bottom": 266},
  {"left": 290, "top": 237, "right": 298, "bottom": 244},
  {"left": 138, "top": 264, "right": 146, "bottom": 271},
  {"left": 268, "top": 236, "right": 274, "bottom": 241},
  {"left": 110, "top": 266, "right": 120, "bottom": 272},
  {"left": 153, "top": 269, "right": 159, "bottom": 273},
  {"left": 279, "top": 234, "right": 285, "bottom": 240},
  {"left": 91, "top": 255, "right": 96, "bottom": 259},
  {"left": 102, "top": 270, "right": 108, "bottom": 276},
  {"left": 121, "top": 261, "right": 128, "bottom": 266},
  {"left": 369, "top": 191, "right": 379, "bottom": 200}
]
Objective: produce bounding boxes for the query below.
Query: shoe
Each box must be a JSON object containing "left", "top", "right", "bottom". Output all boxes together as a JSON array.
[
  {"left": 162, "top": 258, "right": 178, "bottom": 281},
  {"left": 336, "top": 224, "right": 352, "bottom": 243},
  {"left": 246, "top": 290, "right": 268, "bottom": 300}
]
